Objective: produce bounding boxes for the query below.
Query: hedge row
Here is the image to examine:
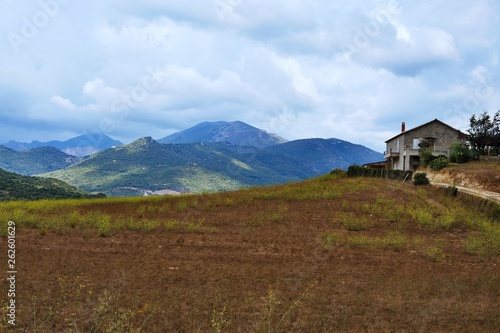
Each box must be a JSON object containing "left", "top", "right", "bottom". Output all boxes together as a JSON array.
[{"left": 346, "top": 165, "right": 413, "bottom": 181}]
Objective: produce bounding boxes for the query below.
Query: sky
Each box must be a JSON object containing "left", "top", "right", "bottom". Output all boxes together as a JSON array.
[{"left": 1, "top": 0, "right": 499, "bottom": 152}]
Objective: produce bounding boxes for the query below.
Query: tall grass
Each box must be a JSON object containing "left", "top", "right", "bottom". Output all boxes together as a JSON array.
[{"left": 0, "top": 175, "right": 498, "bottom": 258}]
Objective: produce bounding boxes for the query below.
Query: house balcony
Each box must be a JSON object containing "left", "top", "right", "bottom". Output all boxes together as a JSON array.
[
  {"left": 404, "top": 146, "right": 450, "bottom": 157},
  {"left": 431, "top": 146, "right": 450, "bottom": 156},
  {"left": 384, "top": 150, "right": 399, "bottom": 159}
]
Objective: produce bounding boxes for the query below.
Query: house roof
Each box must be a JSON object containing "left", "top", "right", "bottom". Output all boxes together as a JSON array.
[{"left": 385, "top": 119, "right": 468, "bottom": 143}]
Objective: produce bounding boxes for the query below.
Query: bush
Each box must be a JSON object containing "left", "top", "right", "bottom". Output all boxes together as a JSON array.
[
  {"left": 428, "top": 156, "right": 449, "bottom": 171},
  {"left": 469, "top": 149, "right": 481, "bottom": 161},
  {"left": 449, "top": 143, "right": 479, "bottom": 163},
  {"left": 330, "top": 169, "right": 347, "bottom": 177},
  {"left": 418, "top": 140, "right": 435, "bottom": 167},
  {"left": 346, "top": 165, "right": 411, "bottom": 181},
  {"left": 413, "top": 173, "right": 430, "bottom": 186}
]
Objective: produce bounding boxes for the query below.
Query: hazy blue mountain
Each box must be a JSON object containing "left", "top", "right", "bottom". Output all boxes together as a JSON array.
[
  {"left": 4, "top": 133, "right": 122, "bottom": 157},
  {"left": 158, "top": 121, "right": 288, "bottom": 148},
  {"left": 0, "top": 145, "right": 82, "bottom": 175},
  {"left": 0, "top": 167, "right": 102, "bottom": 201},
  {"left": 42, "top": 137, "right": 315, "bottom": 196},
  {"left": 264, "top": 138, "right": 384, "bottom": 173}
]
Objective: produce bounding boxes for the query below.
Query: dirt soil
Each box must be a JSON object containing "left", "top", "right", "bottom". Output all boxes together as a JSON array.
[
  {"left": 425, "top": 160, "right": 500, "bottom": 193},
  {"left": 424, "top": 161, "right": 500, "bottom": 204},
  {"left": 1, "top": 178, "right": 499, "bottom": 332}
]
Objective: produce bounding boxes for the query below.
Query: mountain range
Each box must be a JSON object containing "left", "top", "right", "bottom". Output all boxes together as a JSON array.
[
  {"left": 42, "top": 137, "right": 382, "bottom": 196},
  {"left": 1, "top": 121, "right": 384, "bottom": 196},
  {"left": 3, "top": 133, "right": 122, "bottom": 157},
  {"left": 158, "top": 121, "right": 288, "bottom": 148}
]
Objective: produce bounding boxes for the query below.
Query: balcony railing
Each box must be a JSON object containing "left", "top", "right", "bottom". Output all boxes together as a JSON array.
[
  {"left": 384, "top": 149, "right": 399, "bottom": 158},
  {"left": 385, "top": 146, "right": 451, "bottom": 158}
]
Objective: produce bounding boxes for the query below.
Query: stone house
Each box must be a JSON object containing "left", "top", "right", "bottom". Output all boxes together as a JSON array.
[{"left": 384, "top": 119, "right": 468, "bottom": 170}]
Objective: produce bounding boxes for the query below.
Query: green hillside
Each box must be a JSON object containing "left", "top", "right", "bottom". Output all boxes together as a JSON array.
[
  {"left": 0, "top": 168, "right": 103, "bottom": 201},
  {"left": 42, "top": 137, "right": 316, "bottom": 196},
  {"left": 0, "top": 145, "right": 82, "bottom": 175}
]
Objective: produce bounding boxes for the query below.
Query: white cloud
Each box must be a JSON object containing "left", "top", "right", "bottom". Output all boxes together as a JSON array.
[
  {"left": 50, "top": 95, "right": 77, "bottom": 110},
  {"left": 0, "top": 0, "right": 499, "bottom": 152}
]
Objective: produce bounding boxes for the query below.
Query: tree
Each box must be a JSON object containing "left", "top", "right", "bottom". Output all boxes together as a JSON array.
[
  {"left": 418, "top": 140, "right": 435, "bottom": 167},
  {"left": 492, "top": 110, "right": 500, "bottom": 155},
  {"left": 467, "top": 111, "right": 499, "bottom": 155},
  {"left": 449, "top": 142, "right": 479, "bottom": 163}
]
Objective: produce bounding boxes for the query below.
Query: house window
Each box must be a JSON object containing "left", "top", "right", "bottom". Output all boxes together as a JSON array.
[
  {"left": 413, "top": 138, "right": 420, "bottom": 149},
  {"left": 396, "top": 140, "right": 400, "bottom": 153}
]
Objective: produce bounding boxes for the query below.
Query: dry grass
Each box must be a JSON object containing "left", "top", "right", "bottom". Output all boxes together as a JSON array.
[{"left": 0, "top": 174, "right": 499, "bottom": 332}]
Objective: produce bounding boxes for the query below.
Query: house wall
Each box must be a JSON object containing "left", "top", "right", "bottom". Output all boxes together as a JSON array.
[
  {"left": 386, "top": 134, "right": 404, "bottom": 155},
  {"left": 385, "top": 121, "right": 467, "bottom": 171},
  {"left": 401, "top": 122, "right": 466, "bottom": 154}
]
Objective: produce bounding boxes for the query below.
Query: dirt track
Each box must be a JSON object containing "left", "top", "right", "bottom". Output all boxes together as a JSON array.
[{"left": 430, "top": 182, "right": 500, "bottom": 204}]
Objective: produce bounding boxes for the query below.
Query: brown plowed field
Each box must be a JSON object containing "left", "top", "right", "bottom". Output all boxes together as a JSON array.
[{"left": 1, "top": 176, "right": 499, "bottom": 332}]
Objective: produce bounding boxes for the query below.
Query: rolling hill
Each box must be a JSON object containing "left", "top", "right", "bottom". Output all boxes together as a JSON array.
[
  {"left": 41, "top": 135, "right": 383, "bottom": 196},
  {"left": 0, "top": 167, "right": 103, "bottom": 201},
  {"left": 264, "top": 138, "right": 384, "bottom": 173},
  {"left": 42, "top": 137, "right": 316, "bottom": 196},
  {"left": 3, "top": 133, "right": 122, "bottom": 156},
  {"left": 0, "top": 145, "right": 82, "bottom": 175},
  {"left": 0, "top": 173, "right": 498, "bottom": 331},
  {"left": 158, "top": 121, "right": 288, "bottom": 148}
]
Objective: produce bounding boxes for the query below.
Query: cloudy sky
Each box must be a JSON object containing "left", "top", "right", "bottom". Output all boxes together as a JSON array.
[{"left": 1, "top": 0, "right": 499, "bottom": 152}]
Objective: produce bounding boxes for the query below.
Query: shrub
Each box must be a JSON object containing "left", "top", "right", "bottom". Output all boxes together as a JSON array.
[
  {"left": 428, "top": 156, "right": 449, "bottom": 171},
  {"left": 418, "top": 141, "right": 435, "bottom": 167},
  {"left": 413, "top": 173, "right": 430, "bottom": 186},
  {"left": 346, "top": 165, "right": 365, "bottom": 177},
  {"left": 449, "top": 143, "right": 470, "bottom": 163},
  {"left": 469, "top": 149, "right": 481, "bottom": 161},
  {"left": 330, "top": 169, "right": 347, "bottom": 177},
  {"left": 346, "top": 165, "right": 411, "bottom": 181}
]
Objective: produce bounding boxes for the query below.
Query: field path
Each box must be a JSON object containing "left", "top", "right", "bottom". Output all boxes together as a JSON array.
[{"left": 430, "top": 182, "right": 500, "bottom": 204}]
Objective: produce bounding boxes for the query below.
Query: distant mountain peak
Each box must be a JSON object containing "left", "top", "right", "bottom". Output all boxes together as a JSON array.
[
  {"left": 3, "top": 133, "right": 123, "bottom": 157},
  {"left": 138, "top": 136, "right": 156, "bottom": 145},
  {"left": 158, "top": 121, "right": 288, "bottom": 148},
  {"left": 126, "top": 136, "right": 159, "bottom": 150}
]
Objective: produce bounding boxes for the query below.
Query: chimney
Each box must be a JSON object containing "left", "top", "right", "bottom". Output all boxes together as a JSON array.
[{"left": 401, "top": 122, "right": 406, "bottom": 133}]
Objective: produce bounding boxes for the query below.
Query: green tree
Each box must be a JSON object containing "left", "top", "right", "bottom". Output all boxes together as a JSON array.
[
  {"left": 468, "top": 111, "right": 499, "bottom": 155},
  {"left": 449, "top": 142, "right": 478, "bottom": 163},
  {"left": 492, "top": 110, "right": 500, "bottom": 155},
  {"left": 418, "top": 140, "right": 435, "bottom": 167}
]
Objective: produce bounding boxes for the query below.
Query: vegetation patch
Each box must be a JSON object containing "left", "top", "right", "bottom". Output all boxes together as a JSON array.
[
  {"left": 338, "top": 213, "right": 372, "bottom": 231},
  {"left": 413, "top": 172, "right": 430, "bottom": 186}
]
